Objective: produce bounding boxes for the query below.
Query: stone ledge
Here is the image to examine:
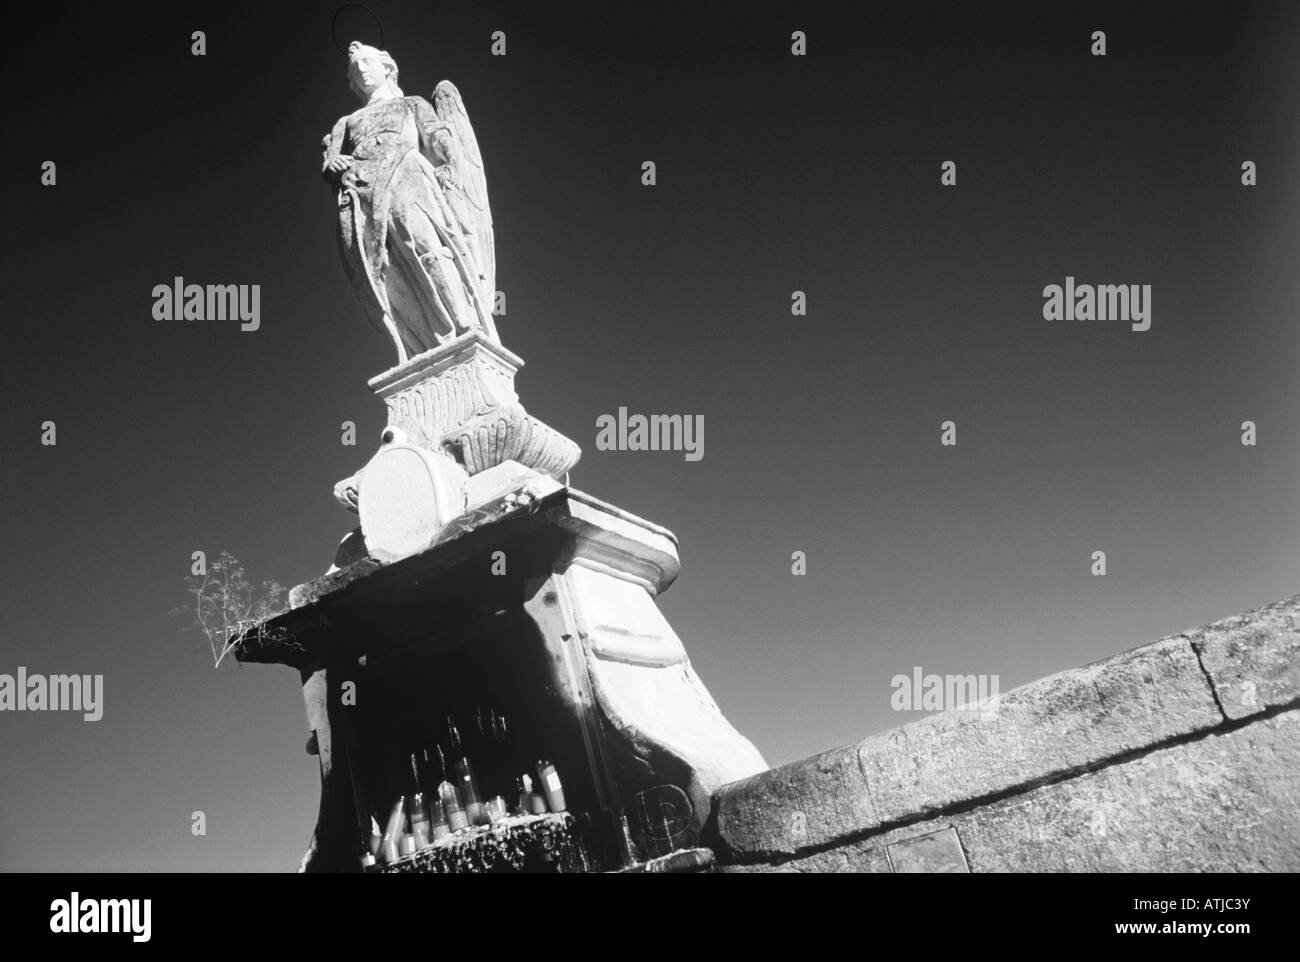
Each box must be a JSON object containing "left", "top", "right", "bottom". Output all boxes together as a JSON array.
[
  {"left": 706, "top": 595, "right": 1300, "bottom": 861},
  {"left": 719, "top": 709, "right": 1300, "bottom": 873},
  {"left": 236, "top": 488, "right": 684, "bottom": 669}
]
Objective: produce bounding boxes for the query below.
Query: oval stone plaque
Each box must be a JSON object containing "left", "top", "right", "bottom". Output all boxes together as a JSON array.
[{"left": 358, "top": 443, "right": 468, "bottom": 564}]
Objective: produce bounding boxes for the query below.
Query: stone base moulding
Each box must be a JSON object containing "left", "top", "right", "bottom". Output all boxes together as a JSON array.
[{"left": 368, "top": 330, "right": 581, "bottom": 479}]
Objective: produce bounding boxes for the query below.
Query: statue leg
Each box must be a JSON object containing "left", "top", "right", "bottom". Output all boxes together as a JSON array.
[
  {"left": 418, "top": 246, "right": 477, "bottom": 337},
  {"left": 387, "top": 198, "right": 477, "bottom": 345},
  {"left": 384, "top": 240, "right": 445, "bottom": 357},
  {"left": 339, "top": 195, "right": 412, "bottom": 362}
]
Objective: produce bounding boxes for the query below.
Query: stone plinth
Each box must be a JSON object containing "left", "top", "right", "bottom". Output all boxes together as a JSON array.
[{"left": 240, "top": 478, "right": 766, "bottom": 871}]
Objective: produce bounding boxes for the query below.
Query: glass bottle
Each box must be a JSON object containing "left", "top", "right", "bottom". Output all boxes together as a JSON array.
[
  {"left": 407, "top": 752, "right": 432, "bottom": 849},
  {"left": 535, "top": 758, "right": 567, "bottom": 813},
  {"left": 448, "top": 716, "right": 485, "bottom": 826},
  {"left": 381, "top": 795, "right": 406, "bottom": 864},
  {"left": 424, "top": 746, "right": 453, "bottom": 840}
]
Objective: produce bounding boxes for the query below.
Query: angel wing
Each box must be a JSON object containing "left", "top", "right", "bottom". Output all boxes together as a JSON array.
[{"left": 432, "top": 80, "right": 495, "bottom": 314}]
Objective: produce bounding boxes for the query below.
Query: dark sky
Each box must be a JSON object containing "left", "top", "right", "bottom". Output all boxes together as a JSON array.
[{"left": 3, "top": 1, "right": 1298, "bottom": 870}]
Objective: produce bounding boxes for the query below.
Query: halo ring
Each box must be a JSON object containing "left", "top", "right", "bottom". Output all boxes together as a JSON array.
[{"left": 331, "top": 4, "right": 384, "bottom": 55}]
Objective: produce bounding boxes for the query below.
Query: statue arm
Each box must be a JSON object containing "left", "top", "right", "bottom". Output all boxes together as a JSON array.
[{"left": 321, "top": 117, "right": 351, "bottom": 186}]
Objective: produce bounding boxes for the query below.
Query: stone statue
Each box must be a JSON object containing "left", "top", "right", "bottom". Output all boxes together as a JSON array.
[
  {"left": 322, "top": 42, "right": 498, "bottom": 362},
  {"left": 322, "top": 41, "right": 581, "bottom": 521}
]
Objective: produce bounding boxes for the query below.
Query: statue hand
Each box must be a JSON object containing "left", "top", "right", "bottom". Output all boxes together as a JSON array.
[
  {"left": 333, "top": 475, "right": 360, "bottom": 512},
  {"left": 322, "top": 154, "right": 353, "bottom": 186}
]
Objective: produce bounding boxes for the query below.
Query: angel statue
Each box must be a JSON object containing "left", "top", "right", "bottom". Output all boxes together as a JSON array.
[{"left": 322, "top": 41, "right": 498, "bottom": 362}]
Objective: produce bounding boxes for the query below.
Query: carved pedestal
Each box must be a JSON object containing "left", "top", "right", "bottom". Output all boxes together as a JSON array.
[{"left": 369, "top": 331, "right": 580, "bottom": 478}]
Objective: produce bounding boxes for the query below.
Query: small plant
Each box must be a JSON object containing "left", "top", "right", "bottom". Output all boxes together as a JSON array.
[{"left": 173, "top": 551, "right": 286, "bottom": 668}]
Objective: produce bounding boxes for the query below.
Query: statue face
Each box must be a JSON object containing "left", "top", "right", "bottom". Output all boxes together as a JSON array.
[{"left": 347, "top": 47, "right": 388, "bottom": 97}]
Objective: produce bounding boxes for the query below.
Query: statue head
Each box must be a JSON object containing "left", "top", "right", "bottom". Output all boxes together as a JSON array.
[{"left": 346, "top": 41, "right": 402, "bottom": 102}]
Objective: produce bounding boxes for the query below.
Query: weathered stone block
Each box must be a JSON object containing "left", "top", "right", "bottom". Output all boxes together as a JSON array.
[
  {"left": 1184, "top": 594, "right": 1300, "bottom": 720},
  {"left": 712, "top": 634, "right": 1221, "bottom": 859},
  {"left": 723, "top": 709, "right": 1300, "bottom": 873}
]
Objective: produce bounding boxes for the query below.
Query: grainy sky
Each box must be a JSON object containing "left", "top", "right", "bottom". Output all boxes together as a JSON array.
[{"left": 3, "top": 1, "right": 1298, "bottom": 871}]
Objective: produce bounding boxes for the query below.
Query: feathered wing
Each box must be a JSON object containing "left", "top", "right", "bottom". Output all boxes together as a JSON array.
[{"left": 432, "top": 80, "right": 495, "bottom": 319}]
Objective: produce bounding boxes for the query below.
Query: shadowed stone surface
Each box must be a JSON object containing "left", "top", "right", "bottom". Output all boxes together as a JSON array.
[{"left": 241, "top": 486, "right": 764, "bottom": 868}]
